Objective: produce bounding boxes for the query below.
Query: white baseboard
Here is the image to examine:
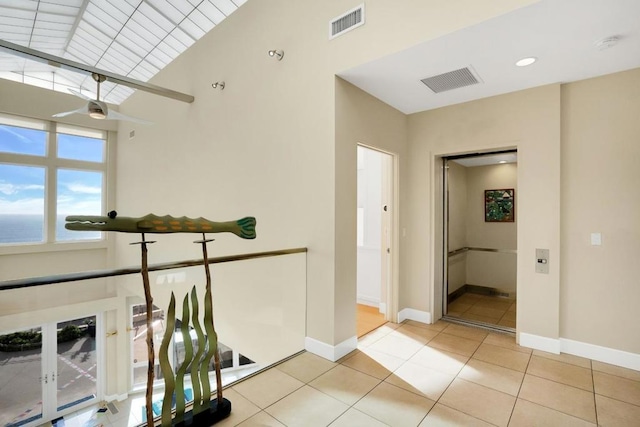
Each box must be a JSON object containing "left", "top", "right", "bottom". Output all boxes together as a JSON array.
[
  {"left": 305, "top": 335, "right": 358, "bottom": 362},
  {"left": 397, "top": 308, "right": 432, "bottom": 324},
  {"left": 519, "top": 333, "right": 640, "bottom": 371},
  {"left": 357, "top": 296, "right": 380, "bottom": 308},
  {"left": 560, "top": 338, "right": 640, "bottom": 371},
  {"left": 379, "top": 302, "right": 387, "bottom": 315},
  {"left": 104, "top": 393, "right": 129, "bottom": 402},
  {"left": 519, "top": 332, "right": 561, "bottom": 354}
]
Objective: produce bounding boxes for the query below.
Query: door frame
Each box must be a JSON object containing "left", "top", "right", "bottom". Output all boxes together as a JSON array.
[
  {"left": 432, "top": 148, "right": 518, "bottom": 329},
  {"left": 47, "top": 312, "right": 103, "bottom": 419}
]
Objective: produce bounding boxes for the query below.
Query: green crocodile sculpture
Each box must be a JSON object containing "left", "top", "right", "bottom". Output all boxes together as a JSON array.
[{"left": 65, "top": 211, "right": 256, "bottom": 239}]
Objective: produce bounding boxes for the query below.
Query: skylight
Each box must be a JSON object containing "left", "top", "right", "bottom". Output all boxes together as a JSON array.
[{"left": 0, "top": 0, "right": 247, "bottom": 105}]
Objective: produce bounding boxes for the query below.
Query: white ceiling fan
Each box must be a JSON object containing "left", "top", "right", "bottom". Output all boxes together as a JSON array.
[{"left": 53, "top": 73, "right": 152, "bottom": 124}]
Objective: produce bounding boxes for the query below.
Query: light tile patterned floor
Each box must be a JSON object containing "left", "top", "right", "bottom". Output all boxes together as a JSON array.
[
  {"left": 42, "top": 320, "right": 640, "bottom": 426},
  {"left": 448, "top": 293, "right": 517, "bottom": 328}
]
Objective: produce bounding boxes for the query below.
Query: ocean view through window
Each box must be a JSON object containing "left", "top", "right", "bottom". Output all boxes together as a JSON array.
[{"left": 0, "top": 113, "right": 107, "bottom": 246}]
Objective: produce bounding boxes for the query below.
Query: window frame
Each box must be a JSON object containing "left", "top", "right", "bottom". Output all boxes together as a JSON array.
[{"left": 0, "top": 113, "right": 113, "bottom": 254}]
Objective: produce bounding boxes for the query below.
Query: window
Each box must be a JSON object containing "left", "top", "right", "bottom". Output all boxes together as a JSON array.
[{"left": 0, "top": 113, "right": 108, "bottom": 247}]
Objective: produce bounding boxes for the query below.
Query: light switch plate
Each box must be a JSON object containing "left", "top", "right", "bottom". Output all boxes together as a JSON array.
[
  {"left": 591, "top": 233, "right": 602, "bottom": 246},
  {"left": 536, "top": 248, "right": 549, "bottom": 274}
]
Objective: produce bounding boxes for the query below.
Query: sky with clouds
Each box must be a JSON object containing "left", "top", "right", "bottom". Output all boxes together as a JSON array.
[{"left": 0, "top": 125, "right": 103, "bottom": 216}]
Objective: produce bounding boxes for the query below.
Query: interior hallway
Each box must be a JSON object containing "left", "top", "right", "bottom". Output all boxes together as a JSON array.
[{"left": 41, "top": 320, "right": 640, "bottom": 426}]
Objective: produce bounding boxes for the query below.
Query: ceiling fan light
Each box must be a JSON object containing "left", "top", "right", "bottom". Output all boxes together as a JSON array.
[{"left": 89, "top": 111, "right": 106, "bottom": 119}]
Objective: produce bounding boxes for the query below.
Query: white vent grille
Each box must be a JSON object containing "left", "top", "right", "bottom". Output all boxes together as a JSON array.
[
  {"left": 330, "top": 4, "right": 365, "bottom": 39},
  {"left": 421, "top": 67, "right": 481, "bottom": 93}
]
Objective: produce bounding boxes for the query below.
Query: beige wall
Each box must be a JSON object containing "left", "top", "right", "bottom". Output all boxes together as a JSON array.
[
  {"left": 116, "top": 0, "right": 534, "bottom": 348},
  {"left": 335, "top": 78, "right": 408, "bottom": 332},
  {"left": 560, "top": 68, "right": 640, "bottom": 354},
  {"left": 407, "top": 85, "right": 561, "bottom": 341},
  {"left": 465, "top": 164, "right": 517, "bottom": 291}
]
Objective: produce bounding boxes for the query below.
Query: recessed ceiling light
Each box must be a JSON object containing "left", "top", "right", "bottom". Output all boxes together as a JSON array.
[
  {"left": 498, "top": 160, "right": 507, "bottom": 164},
  {"left": 516, "top": 57, "right": 537, "bottom": 67}
]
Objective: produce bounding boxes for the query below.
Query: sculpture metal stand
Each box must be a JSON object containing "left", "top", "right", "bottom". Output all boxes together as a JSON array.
[{"left": 66, "top": 212, "right": 256, "bottom": 426}]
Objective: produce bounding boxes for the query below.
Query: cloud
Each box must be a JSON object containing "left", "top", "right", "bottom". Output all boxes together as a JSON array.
[
  {"left": 0, "top": 126, "right": 38, "bottom": 145},
  {"left": 56, "top": 196, "right": 101, "bottom": 215},
  {"left": 0, "top": 182, "right": 45, "bottom": 195},
  {"left": 0, "top": 197, "right": 44, "bottom": 214},
  {"left": 66, "top": 183, "right": 102, "bottom": 194}
]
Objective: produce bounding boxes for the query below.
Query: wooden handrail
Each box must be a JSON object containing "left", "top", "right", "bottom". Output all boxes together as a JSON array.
[{"left": 0, "top": 248, "right": 307, "bottom": 291}]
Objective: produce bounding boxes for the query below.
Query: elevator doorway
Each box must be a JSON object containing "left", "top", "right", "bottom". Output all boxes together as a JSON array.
[{"left": 443, "top": 151, "right": 517, "bottom": 331}]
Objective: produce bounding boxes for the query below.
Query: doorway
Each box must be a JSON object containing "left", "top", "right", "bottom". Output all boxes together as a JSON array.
[
  {"left": 356, "top": 145, "right": 393, "bottom": 337},
  {"left": 0, "top": 315, "right": 100, "bottom": 427},
  {"left": 442, "top": 151, "right": 517, "bottom": 331}
]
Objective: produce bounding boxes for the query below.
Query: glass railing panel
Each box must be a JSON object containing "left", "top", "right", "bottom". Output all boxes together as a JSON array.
[
  {"left": 0, "top": 249, "right": 307, "bottom": 426},
  {"left": 116, "top": 250, "right": 307, "bottom": 423}
]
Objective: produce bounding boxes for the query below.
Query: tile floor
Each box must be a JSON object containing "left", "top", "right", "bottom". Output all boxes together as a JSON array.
[
  {"left": 39, "top": 320, "right": 640, "bottom": 426},
  {"left": 447, "top": 293, "right": 516, "bottom": 328}
]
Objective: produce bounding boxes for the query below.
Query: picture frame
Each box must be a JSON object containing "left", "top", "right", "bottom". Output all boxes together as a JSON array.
[{"left": 485, "top": 189, "right": 515, "bottom": 222}]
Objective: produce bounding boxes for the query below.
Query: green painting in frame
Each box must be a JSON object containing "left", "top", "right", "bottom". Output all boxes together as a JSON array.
[{"left": 485, "top": 189, "right": 515, "bottom": 222}]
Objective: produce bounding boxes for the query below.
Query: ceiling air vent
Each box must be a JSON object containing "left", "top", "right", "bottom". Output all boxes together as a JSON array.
[
  {"left": 421, "top": 67, "right": 481, "bottom": 93},
  {"left": 330, "top": 4, "right": 365, "bottom": 40}
]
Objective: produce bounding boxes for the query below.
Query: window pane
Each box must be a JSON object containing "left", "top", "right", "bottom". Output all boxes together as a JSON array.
[
  {"left": 57, "top": 316, "right": 97, "bottom": 411},
  {"left": 0, "top": 125, "right": 47, "bottom": 156},
  {"left": 58, "top": 133, "right": 105, "bottom": 163},
  {"left": 56, "top": 169, "right": 103, "bottom": 241},
  {"left": 0, "top": 164, "right": 45, "bottom": 244}
]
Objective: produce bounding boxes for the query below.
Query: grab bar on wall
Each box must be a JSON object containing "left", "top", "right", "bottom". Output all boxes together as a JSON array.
[{"left": 448, "top": 246, "right": 517, "bottom": 257}]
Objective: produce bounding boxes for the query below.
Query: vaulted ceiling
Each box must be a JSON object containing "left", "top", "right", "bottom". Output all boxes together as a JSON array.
[
  {"left": 1, "top": 1, "right": 639, "bottom": 115},
  {"left": 0, "top": 0, "right": 246, "bottom": 104}
]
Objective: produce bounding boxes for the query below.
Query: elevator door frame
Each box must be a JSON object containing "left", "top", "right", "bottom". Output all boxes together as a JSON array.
[{"left": 441, "top": 149, "right": 517, "bottom": 333}]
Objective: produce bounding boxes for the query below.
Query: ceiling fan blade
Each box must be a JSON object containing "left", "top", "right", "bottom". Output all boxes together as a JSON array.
[
  {"left": 68, "top": 88, "right": 92, "bottom": 101},
  {"left": 105, "top": 109, "right": 153, "bottom": 125},
  {"left": 52, "top": 103, "right": 90, "bottom": 118}
]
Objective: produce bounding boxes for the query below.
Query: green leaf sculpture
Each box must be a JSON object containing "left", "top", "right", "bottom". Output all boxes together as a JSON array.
[
  {"left": 159, "top": 293, "right": 176, "bottom": 427},
  {"left": 174, "top": 291, "right": 195, "bottom": 424},
  {"left": 190, "top": 286, "right": 206, "bottom": 414},
  {"left": 199, "top": 283, "right": 217, "bottom": 410}
]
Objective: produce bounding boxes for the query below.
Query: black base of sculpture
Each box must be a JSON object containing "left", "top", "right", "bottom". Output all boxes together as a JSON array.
[{"left": 173, "top": 398, "right": 232, "bottom": 426}]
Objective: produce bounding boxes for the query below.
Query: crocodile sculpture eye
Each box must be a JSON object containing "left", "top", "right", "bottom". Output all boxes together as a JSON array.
[{"left": 108, "top": 210, "right": 118, "bottom": 219}]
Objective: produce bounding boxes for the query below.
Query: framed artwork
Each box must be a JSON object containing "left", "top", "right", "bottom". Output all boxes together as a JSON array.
[{"left": 485, "top": 189, "right": 515, "bottom": 222}]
